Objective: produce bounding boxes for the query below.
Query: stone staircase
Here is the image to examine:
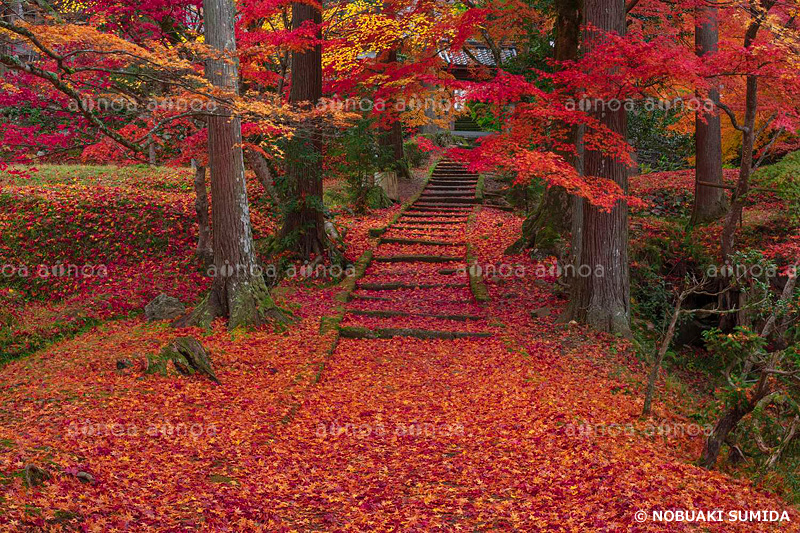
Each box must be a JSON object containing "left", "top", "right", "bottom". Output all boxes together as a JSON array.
[{"left": 339, "top": 159, "right": 492, "bottom": 340}]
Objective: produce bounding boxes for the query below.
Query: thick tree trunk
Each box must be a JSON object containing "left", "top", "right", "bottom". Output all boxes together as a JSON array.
[
  {"left": 517, "top": 0, "right": 582, "bottom": 255},
  {"left": 383, "top": 119, "right": 408, "bottom": 178},
  {"left": 186, "top": 0, "right": 284, "bottom": 328},
  {"left": 279, "top": 3, "right": 327, "bottom": 258},
  {"left": 566, "top": 0, "right": 631, "bottom": 336},
  {"left": 692, "top": 1, "right": 727, "bottom": 225}
]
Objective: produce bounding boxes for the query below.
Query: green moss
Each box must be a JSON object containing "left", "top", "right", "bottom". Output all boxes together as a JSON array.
[
  {"left": 475, "top": 174, "right": 486, "bottom": 203},
  {"left": 337, "top": 249, "right": 374, "bottom": 302},
  {"left": 466, "top": 244, "right": 490, "bottom": 303},
  {"left": 319, "top": 315, "right": 343, "bottom": 335},
  {"left": 753, "top": 150, "right": 800, "bottom": 223}
]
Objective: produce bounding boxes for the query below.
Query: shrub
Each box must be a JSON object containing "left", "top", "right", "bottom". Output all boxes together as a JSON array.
[
  {"left": 404, "top": 140, "right": 429, "bottom": 169},
  {"left": 327, "top": 119, "right": 394, "bottom": 213}
]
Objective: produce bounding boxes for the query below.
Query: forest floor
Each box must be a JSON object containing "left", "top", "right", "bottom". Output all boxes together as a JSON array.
[{"left": 0, "top": 161, "right": 798, "bottom": 531}]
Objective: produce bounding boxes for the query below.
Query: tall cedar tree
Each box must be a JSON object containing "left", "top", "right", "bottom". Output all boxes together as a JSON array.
[
  {"left": 692, "top": 0, "right": 728, "bottom": 224},
  {"left": 566, "top": 0, "right": 631, "bottom": 336},
  {"left": 280, "top": 2, "right": 328, "bottom": 257},
  {"left": 186, "top": 0, "right": 284, "bottom": 328}
]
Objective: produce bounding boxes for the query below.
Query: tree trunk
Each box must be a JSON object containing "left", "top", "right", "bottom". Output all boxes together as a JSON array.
[
  {"left": 566, "top": 0, "right": 631, "bottom": 336},
  {"left": 192, "top": 162, "right": 213, "bottom": 262},
  {"left": 244, "top": 148, "right": 283, "bottom": 203},
  {"left": 384, "top": 118, "right": 408, "bottom": 178},
  {"left": 280, "top": 2, "right": 327, "bottom": 258},
  {"left": 701, "top": 268, "right": 795, "bottom": 468},
  {"left": 515, "top": 0, "right": 582, "bottom": 255},
  {"left": 699, "top": 400, "right": 753, "bottom": 469},
  {"left": 186, "top": 0, "right": 284, "bottom": 329},
  {"left": 692, "top": 0, "right": 727, "bottom": 225},
  {"left": 700, "top": 373, "right": 770, "bottom": 469},
  {"left": 719, "top": 0, "right": 774, "bottom": 260},
  {"left": 720, "top": 74, "right": 758, "bottom": 260},
  {"left": 643, "top": 295, "right": 684, "bottom": 415},
  {"left": 379, "top": 49, "right": 409, "bottom": 179}
]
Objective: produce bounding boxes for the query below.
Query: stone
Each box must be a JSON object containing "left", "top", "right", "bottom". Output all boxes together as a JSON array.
[
  {"left": 24, "top": 464, "right": 51, "bottom": 487},
  {"left": 375, "top": 171, "right": 399, "bottom": 201},
  {"left": 76, "top": 471, "right": 95, "bottom": 484},
  {"left": 144, "top": 294, "right": 185, "bottom": 322}
]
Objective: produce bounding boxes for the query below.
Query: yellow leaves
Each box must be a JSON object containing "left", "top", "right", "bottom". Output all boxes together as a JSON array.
[{"left": 322, "top": 0, "right": 438, "bottom": 74}]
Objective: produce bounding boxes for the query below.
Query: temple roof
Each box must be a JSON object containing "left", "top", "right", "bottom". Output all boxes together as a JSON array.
[{"left": 439, "top": 44, "right": 517, "bottom": 68}]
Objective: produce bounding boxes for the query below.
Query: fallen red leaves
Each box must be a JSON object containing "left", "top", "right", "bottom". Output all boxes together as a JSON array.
[{"left": 0, "top": 179, "right": 797, "bottom": 531}]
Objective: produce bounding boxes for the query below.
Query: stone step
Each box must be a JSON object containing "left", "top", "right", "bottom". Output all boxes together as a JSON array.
[
  {"left": 356, "top": 282, "right": 469, "bottom": 291},
  {"left": 389, "top": 227, "right": 461, "bottom": 232},
  {"left": 407, "top": 206, "right": 472, "bottom": 213},
  {"left": 425, "top": 188, "right": 476, "bottom": 193},
  {"left": 347, "top": 310, "right": 484, "bottom": 321},
  {"left": 401, "top": 213, "right": 469, "bottom": 219},
  {"left": 380, "top": 237, "right": 463, "bottom": 246},
  {"left": 339, "top": 327, "right": 493, "bottom": 340},
  {"left": 419, "top": 194, "right": 476, "bottom": 200},
  {"left": 422, "top": 188, "right": 477, "bottom": 194},
  {"left": 410, "top": 202, "right": 472, "bottom": 206},
  {"left": 428, "top": 182, "right": 478, "bottom": 188},
  {"left": 411, "top": 206, "right": 474, "bottom": 212},
  {"left": 372, "top": 255, "right": 462, "bottom": 263},
  {"left": 394, "top": 219, "right": 465, "bottom": 225},
  {"left": 417, "top": 197, "right": 476, "bottom": 202}
]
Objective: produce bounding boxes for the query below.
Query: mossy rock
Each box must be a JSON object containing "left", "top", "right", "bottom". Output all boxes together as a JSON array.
[{"left": 148, "top": 337, "right": 220, "bottom": 384}]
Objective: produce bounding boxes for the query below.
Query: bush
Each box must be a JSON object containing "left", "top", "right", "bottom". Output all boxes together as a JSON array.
[
  {"left": 404, "top": 140, "right": 429, "bottom": 169},
  {"left": 327, "top": 119, "right": 393, "bottom": 213}
]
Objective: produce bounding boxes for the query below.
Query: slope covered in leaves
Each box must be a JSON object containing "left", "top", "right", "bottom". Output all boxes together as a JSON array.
[{"left": 0, "top": 191, "right": 798, "bottom": 530}]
